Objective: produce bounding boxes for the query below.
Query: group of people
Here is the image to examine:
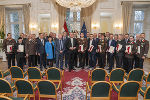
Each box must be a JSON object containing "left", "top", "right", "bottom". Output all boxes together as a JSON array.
[{"left": 2, "top": 31, "right": 149, "bottom": 73}]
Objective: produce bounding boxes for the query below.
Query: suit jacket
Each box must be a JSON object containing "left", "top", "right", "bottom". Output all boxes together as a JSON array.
[
  {"left": 136, "top": 39, "right": 149, "bottom": 58},
  {"left": 3, "top": 39, "right": 16, "bottom": 54},
  {"left": 14, "top": 42, "right": 25, "bottom": 58},
  {"left": 55, "top": 39, "right": 65, "bottom": 55},
  {"left": 25, "top": 39, "right": 37, "bottom": 55},
  {"left": 87, "top": 39, "right": 97, "bottom": 54},
  {"left": 66, "top": 38, "right": 78, "bottom": 52},
  {"left": 125, "top": 41, "right": 137, "bottom": 58},
  {"left": 77, "top": 38, "right": 88, "bottom": 52},
  {"left": 36, "top": 38, "right": 46, "bottom": 54},
  {"left": 97, "top": 38, "right": 107, "bottom": 53},
  {"left": 116, "top": 40, "right": 126, "bottom": 56},
  {"left": 107, "top": 39, "right": 116, "bottom": 53}
]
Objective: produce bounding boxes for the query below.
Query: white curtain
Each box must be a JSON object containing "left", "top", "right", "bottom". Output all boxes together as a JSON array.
[
  {"left": 0, "top": 6, "right": 5, "bottom": 30},
  {"left": 80, "top": 1, "right": 97, "bottom": 33},
  {"left": 58, "top": 5, "right": 66, "bottom": 33},
  {"left": 122, "top": 1, "right": 133, "bottom": 34},
  {"left": 23, "top": 4, "right": 30, "bottom": 34}
]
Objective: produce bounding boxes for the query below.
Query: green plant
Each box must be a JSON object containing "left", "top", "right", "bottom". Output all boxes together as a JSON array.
[{"left": 0, "top": 25, "right": 5, "bottom": 39}]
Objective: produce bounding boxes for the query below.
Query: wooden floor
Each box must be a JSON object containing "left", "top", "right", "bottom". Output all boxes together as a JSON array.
[{"left": 0, "top": 58, "right": 150, "bottom": 73}]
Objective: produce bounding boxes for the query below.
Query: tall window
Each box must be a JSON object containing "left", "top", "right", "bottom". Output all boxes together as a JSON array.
[
  {"left": 133, "top": 10, "right": 144, "bottom": 34},
  {"left": 66, "top": 9, "right": 81, "bottom": 32},
  {"left": 6, "top": 8, "right": 25, "bottom": 40}
]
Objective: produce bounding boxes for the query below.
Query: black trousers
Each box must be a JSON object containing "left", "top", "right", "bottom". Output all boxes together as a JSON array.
[
  {"left": 16, "top": 56, "right": 25, "bottom": 69},
  {"left": 74, "top": 51, "right": 78, "bottom": 67},
  {"left": 116, "top": 54, "right": 123, "bottom": 68},
  {"left": 108, "top": 53, "right": 114, "bottom": 70},
  {"left": 98, "top": 53, "right": 106, "bottom": 68},
  {"left": 135, "top": 57, "right": 144, "bottom": 69},
  {"left": 85, "top": 50, "right": 89, "bottom": 66},
  {"left": 123, "top": 56, "right": 128, "bottom": 71},
  {"left": 126, "top": 58, "right": 134, "bottom": 73},
  {"left": 78, "top": 52, "right": 85, "bottom": 68},
  {"left": 39, "top": 53, "right": 46, "bottom": 69},
  {"left": 68, "top": 51, "right": 76, "bottom": 71},
  {"left": 28, "top": 55, "right": 35, "bottom": 67},
  {"left": 6, "top": 54, "right": 15, "bottom": 68}
]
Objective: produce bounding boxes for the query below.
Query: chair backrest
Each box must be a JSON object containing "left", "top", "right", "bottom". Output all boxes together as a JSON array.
[
  {"left": 127, "top": 69, "right": 144, "bottom": 82},
  {"left": 91, "top": 68, "right": 107, "bottom": 81},
  {"left": 37, "top": 80, "right": 56, "bottom": 95},
  {"left": 0, "top": 79, "right": 12, "bottom": 94},
  {"left": 15, "top": 79, "right": 34, "bottom": 95},
  {"left": 0, "top": 96, "right": 12, "bottom": 100},
  {"left": 91, "top": 81, "right": 111, "bottom": 97},
  {"left": 109, "top": 68, "right": 125, "bottom": 83},
  {"left": 119, "top": 81, "right": 140, "bottom": 97},
  {"left": 0, "top": 70, "right": 3, "bottom": 78},
  {"left": 46, "top": 67, "right": 61, "bottom": 81},
  {"left": 10, "top": 66, "right": 24, "bottom": 78},
  {"left": 27, "top": 67, "right": 41, "bottom": 80},
  {"left": 144, "top": 86, "right": 150, "bottom": 99},
  {"left": 146, "top": 72, "right": 150, "bottom": 87}
]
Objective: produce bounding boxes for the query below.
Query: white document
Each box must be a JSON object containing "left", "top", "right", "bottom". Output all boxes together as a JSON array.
[
  {"left": 98, "top": 45, "right": 101, "bottom": 52},
  {"left": 117, "top": 44, "right": 122, "bottom": 51},
  {"left": 137, "top": 46, "right": 140, "bottom": 54},
  {"left": 18, "top": 45, "right": 24, "bottom": 52},
  {"left": 126, "top": 45, "right": 131, "bottom": 53},
  {"left": 7, "top": 45, "right": 12, "bottom": 52},
  {"left": 108, "top": 46, "right": 114, "bottom": 53},
  {"left": 80, "top": 45, "right": 84, "bottom": 52}
]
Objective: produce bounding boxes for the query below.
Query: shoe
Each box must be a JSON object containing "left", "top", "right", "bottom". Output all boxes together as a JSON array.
[
  {"left": 61, "top": 68, "right": 64, "bottom": 70},
  {"left": 40, "top": 68, "right": 43, "bottom": 71},
  {"left": 72, "top": 68, "right": 76, "bottom": 70},
  {"left": 69, "top": 70, "right": 71, "bottom": 72}
]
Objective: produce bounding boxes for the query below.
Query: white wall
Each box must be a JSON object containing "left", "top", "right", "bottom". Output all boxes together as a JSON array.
[{"left": 0, "top": 0, "right": 59, "bottom": 35}]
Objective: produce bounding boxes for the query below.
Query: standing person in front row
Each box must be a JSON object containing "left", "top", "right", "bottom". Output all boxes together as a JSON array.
[
  {"left": 66, "top": 33, "right": 78, "bottom": 72},
  {"left": 135, "top": 33, "right": 149, "bottom": 69},
  {"left": 115, "top": 34, "right": 126, "bottom": 68},
  {"left": 25, "top": 34, "right": 37, "bottom": 67},
  {"left": 107, "top": 34, "right": 116, "bottom": 72},
  {"left": 14, "top": 37, "right": 25, "bottom": 70},
  {"left": 88, "top": 34, "right": 97, "bottom": 69},
  {"left": 125, "top": 36, "right": 137, "bottom": 73},
  {"left": 77, "top": 33, "right": 88, "bottom": 69},
  {"left": 97, "top": 33, "right": 107, "bottom": 68},
  {"left": 3, "top": 33, "right": 16, "bottom": 68},
  {"left": 37, "top": 33, "right": 46, "bottom": 71},
  {"left": 55, "top": 34, "right": 65, "bottom": 70},
  {"left": 45, "top": 36, "right": 55, "bottom": 67}
]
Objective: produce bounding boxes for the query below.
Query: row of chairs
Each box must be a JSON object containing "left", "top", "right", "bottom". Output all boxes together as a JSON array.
[
  {"left": 0, "top": 66, "right": 64, "bottom": 100},
  {"left": 0, "top": 66, "right": 150, "bottom": 100},
  {"left": 0, "top": 78, "right": 61, "bottom": 100},
  {"left": 86, "top": 68, "right": 150, "bottom": 100}
]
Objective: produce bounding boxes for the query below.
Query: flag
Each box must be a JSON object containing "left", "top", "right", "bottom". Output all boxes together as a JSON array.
[
  {"left": 64, "top": 20, "right": 69, "bottom": 35},
  {"left": 81, "top": 22, "right": 87, "bottom": 38}
]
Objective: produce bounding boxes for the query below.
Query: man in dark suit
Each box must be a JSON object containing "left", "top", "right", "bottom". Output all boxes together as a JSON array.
[
  {"left": 55, "top": 34, "right": 65, "bottom": 70},
  {"left": 115, "top": 34, "right": 126, "bottom": 68},
  {"left": 63, "top": 31, "right": 69, "bottom": 68},
  {"left": 125, "top": 36, "right": 137, "bottom": 73},
  {"left": 107, "top": 34, "right": 116, "bottom": 72},
  {"left": 88, "top": 34, "right": 97, "bottom": 69},
  {"left": 66, "top": 33, "right": 78, "bottom": 72},
  {"left": 3, "top": 33, "right": 16, "bottom": 68},
  {"left": 97, "top": 33, "right": 107, "bottom": 68},
  {"left": 37, "top": 33, "right": 46, "bottom": 71},
  {"left": 135, "top": 33, "right": 149, "bottom": 69},
  {"left": 85, "top": 32, "right": 90, "bottom": 67}
]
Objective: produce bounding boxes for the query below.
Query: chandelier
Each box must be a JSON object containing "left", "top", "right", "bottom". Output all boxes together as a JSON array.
[{"left": 55, "top": 0, "right": 96, "bottom": 11}]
